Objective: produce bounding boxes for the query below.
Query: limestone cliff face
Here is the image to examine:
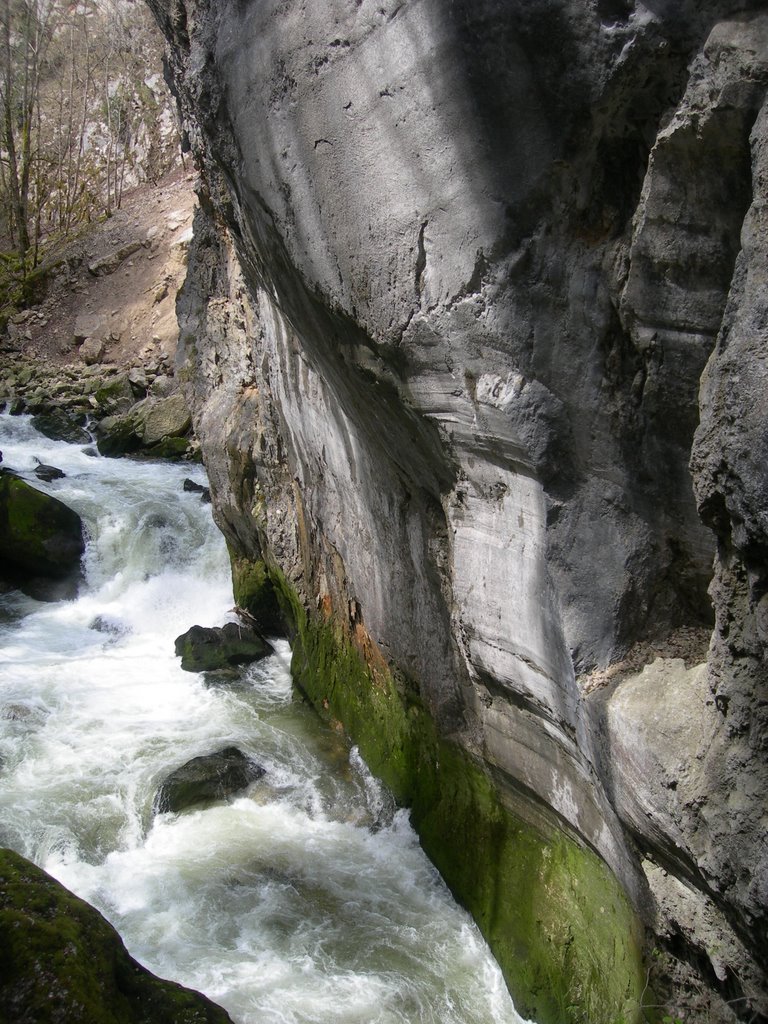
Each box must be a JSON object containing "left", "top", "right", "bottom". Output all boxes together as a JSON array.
[{"left": 148, "top": 1, "right": 768, "bottom": 1020}]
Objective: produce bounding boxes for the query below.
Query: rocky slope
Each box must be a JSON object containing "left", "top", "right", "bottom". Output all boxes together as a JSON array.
[{"left": 147, "top": 2, "right": 768, "bottom": 1021}]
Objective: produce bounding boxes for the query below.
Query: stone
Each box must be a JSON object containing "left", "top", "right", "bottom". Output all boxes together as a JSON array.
[
  {"left": 174, "top": 622, "right": 273, "bottom": 672},
  {"left": 134, "top": 392, "right": 191, "bottom": 445},
  {"left": 87, "top": 240, "right": 143, "bottom": 276},
  {"left": 0, "top": 848, "right": 233, "bottom": 1024},
  {"left": 31, "top": 411, "right": 91, "bottom": 445},
  {"left": 73, "top": 312, "right": 107, "bottom": 344},
  {"left": 127, "top": 366, "right": 148, "bottom": 396},
  {"left": 33, "top": 463, "right": 66, "bottom": 482},
  {"left": 79, "top": 336, "right": 106, "bottom": 364},
  {"left": 93, "top": 373, "right": 136, "bottom": 416},
  {"left": 95, "top": 414, "right": 141, "bottom": 457},
  {"left": 182, "top": 477, "right": 211, "bottom": 500},
  {"left": 0, "top": 473, "right": 84, "bottom": 584},
  {"left": 145, "top": 435, "right": 191, "bottom": 460},
  {"left": 150, "top": 373, "right": 175, "bottom": 397},
  {"left": 153, "top": 746, "right": 265, "bottom": 814}
]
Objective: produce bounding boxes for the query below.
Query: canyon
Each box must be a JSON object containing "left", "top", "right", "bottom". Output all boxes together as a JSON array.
[{"left": 145, "top": 2, "right": 768, "bottom": 1021}]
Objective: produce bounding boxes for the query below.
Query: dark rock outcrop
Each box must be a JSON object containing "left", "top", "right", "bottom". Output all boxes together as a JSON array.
[
  {"left": 153, "top": 746, "right": 265, "bottom": 814},
  {"left": 0, "top": 472, "right": 84, "bottom": 598},
  {"left": 149, "top": 1, "right": 768, "bottom": 1020},
  {"left": 33, "top": 463, "right": 66, "bottom": 482},
  {"left": 174, "top": 622, "right": 273, "bottom": 672},
  {"left": 0, "top": 847, "right": 233, "bottom": 1024},
  {"left": 31, "top": 410, "right": 91, "bottom": 445}
]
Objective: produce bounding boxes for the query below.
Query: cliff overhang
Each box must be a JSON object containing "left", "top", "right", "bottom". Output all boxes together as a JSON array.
[{"left": 147, "top": 2, "right": 768, "bottom": 1021}]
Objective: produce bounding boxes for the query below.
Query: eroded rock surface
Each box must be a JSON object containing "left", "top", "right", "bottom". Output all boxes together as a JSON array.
[{"left": 149, "top": 1, "right": 768, "bottom": 1020}]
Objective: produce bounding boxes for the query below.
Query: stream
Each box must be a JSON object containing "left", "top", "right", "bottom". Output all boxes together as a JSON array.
[{"left": 0, "top": 412, "right": 531, "bottom": 1024}]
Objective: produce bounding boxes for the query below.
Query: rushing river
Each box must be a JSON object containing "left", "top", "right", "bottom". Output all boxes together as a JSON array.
[{"left": 0, "top": 413, "right": 530, "bottom": 1024}]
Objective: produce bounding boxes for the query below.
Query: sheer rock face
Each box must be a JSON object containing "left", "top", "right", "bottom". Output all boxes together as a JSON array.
[{"left": 149, "top": 0, "right": 768, "bottom": 1017}]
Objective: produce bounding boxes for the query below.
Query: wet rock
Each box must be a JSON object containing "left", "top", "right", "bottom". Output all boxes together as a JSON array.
[
  {"left": 31, "top": 410, "right": 91, "bottom": 445},
  {"left": 89, "top": 615, "right": 127, "bottom": 637},
  {"left": 0, "top": 473, "right": 84, "bottom": 582},
  {"left": 0, "top": 848, "right": 234, "bottom": 1024},
  {"left": 182, "top": 477, "right": 211, "bottom": 502},
  {"left": 145, "top": 435, "right": 191, "bottom": 459},
  {"left": 174, "top": 622, "right": 273, "bottom": 672},
  {"left": 95, "top": 414, "right": 142, "bottom": 457},
  {"left": 33, "top": 463, "right": 66, "bottom": 482},
  {"left": 153, "top": 746, "right": 265, "bottom": 814}
]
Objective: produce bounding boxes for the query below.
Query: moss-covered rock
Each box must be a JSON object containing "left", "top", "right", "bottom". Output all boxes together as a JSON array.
[
  {"left": 174, "top": 622, "right": 273, "bottom": 672},
  {"left": 95, "top": 414, "right": 142, "bottom": 457},
  {"left": 269, "top": 565, "right": 646, "bottom": 1024},
  {"left": 94, "top": 373, "right": 136, "bottom": 416},
  {"left": 0, "top": 473, "right": 84, "bottom": 579},
  {"left": 153, "top": 746, "right": 265, "bottom": 814},
  {"left": 230, "top": 552, "right": 284, "bottom": 634},
  {"left": 0, "top": 847, "right": 234, "bottom": 1024}
]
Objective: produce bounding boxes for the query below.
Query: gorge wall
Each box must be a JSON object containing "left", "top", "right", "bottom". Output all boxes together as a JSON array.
[{"left": 147, "top": 1, "right": 768, "bottom": 1021}]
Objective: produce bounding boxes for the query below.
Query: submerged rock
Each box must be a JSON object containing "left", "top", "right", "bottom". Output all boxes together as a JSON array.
[
  {"left": 174, "top": 622, "right": 273, "bottom": 672},
  {"left": 153, "top": 746, "right": 265, "bottom": 814},
  {"left": 0, "top": 847, "right": 234, "bottom": 1024}
]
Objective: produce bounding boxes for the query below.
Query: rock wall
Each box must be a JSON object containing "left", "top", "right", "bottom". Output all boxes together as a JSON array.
[{"left": 147, "top": 1, "right": 768, "bottom": 1021}]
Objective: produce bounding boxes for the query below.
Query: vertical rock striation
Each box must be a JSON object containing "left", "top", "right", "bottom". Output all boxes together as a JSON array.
[{"left": 147, "top": 1, "right": 768, "bottom": 1020}]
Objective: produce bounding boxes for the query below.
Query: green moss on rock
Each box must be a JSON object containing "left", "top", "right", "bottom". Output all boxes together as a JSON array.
[
  {"left": 0, "top": 473, "right": 84, "bottom": 577},
  {"left": 230, "top": 552, "right": 285, "bottom": 634},
  {"left": 0, "top": 847, "right": 233, "bottom": 1024},
  {"left": 268, "top": 564, "right": 645, "bottom": 1024}
]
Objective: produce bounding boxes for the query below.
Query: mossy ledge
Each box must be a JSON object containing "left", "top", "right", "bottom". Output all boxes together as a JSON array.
[
  {"left": 256, "top": 561, "right": 646, "bottom": 1024},
  {"left": 0, "top": 847, "right": 233, "bottom": 1024}
]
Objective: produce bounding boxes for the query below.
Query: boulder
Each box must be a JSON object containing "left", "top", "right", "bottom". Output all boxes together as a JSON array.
[
  {"left": 134, "top": 392, "right": 191, "bottom": 445},
  {"left": 153, "top": 746, "right": 265, "bottom": 814},
  {"left": 183, "top": 477, "right": 211, "bottom": 502},
  {"left": 127, "top": 366, "right": 148, "bottom": 397},
  {"left": 174, "top": 622, "right": 273, "bottom": 672},
  {"left": 79, "top": 336, "right": 106, "bottom": 365},
  {"left": 87, "top": 240, "right": 144, "bottom": 276},
  {"left": 33, "top": 463, "right": 65, "bottom": 482},
  {"left": 93, "top": 373, "right": 136, "bottom": 416},
  {"left": 73, "top": 312, "right": 107, "bottom": 344},
  {"left": 95, "top": 414, "right": 142, "bottom": 457},
  {"left": 0, "top": 473, "right": 84, "bottom": 579},
  {"left": 145, "top": 436, "right": 191, "bottom": 459},
  {"left": 0, "top": 848, "right": 233, "bottom": 1024},
  {"left": 31, "top": 410, "right": 91, "bottom": 445}
]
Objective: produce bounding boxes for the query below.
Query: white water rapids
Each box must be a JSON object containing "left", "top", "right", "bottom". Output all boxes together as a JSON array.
[{"left": 0, "top": 413, "right": 531, "bottom": 1024}]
